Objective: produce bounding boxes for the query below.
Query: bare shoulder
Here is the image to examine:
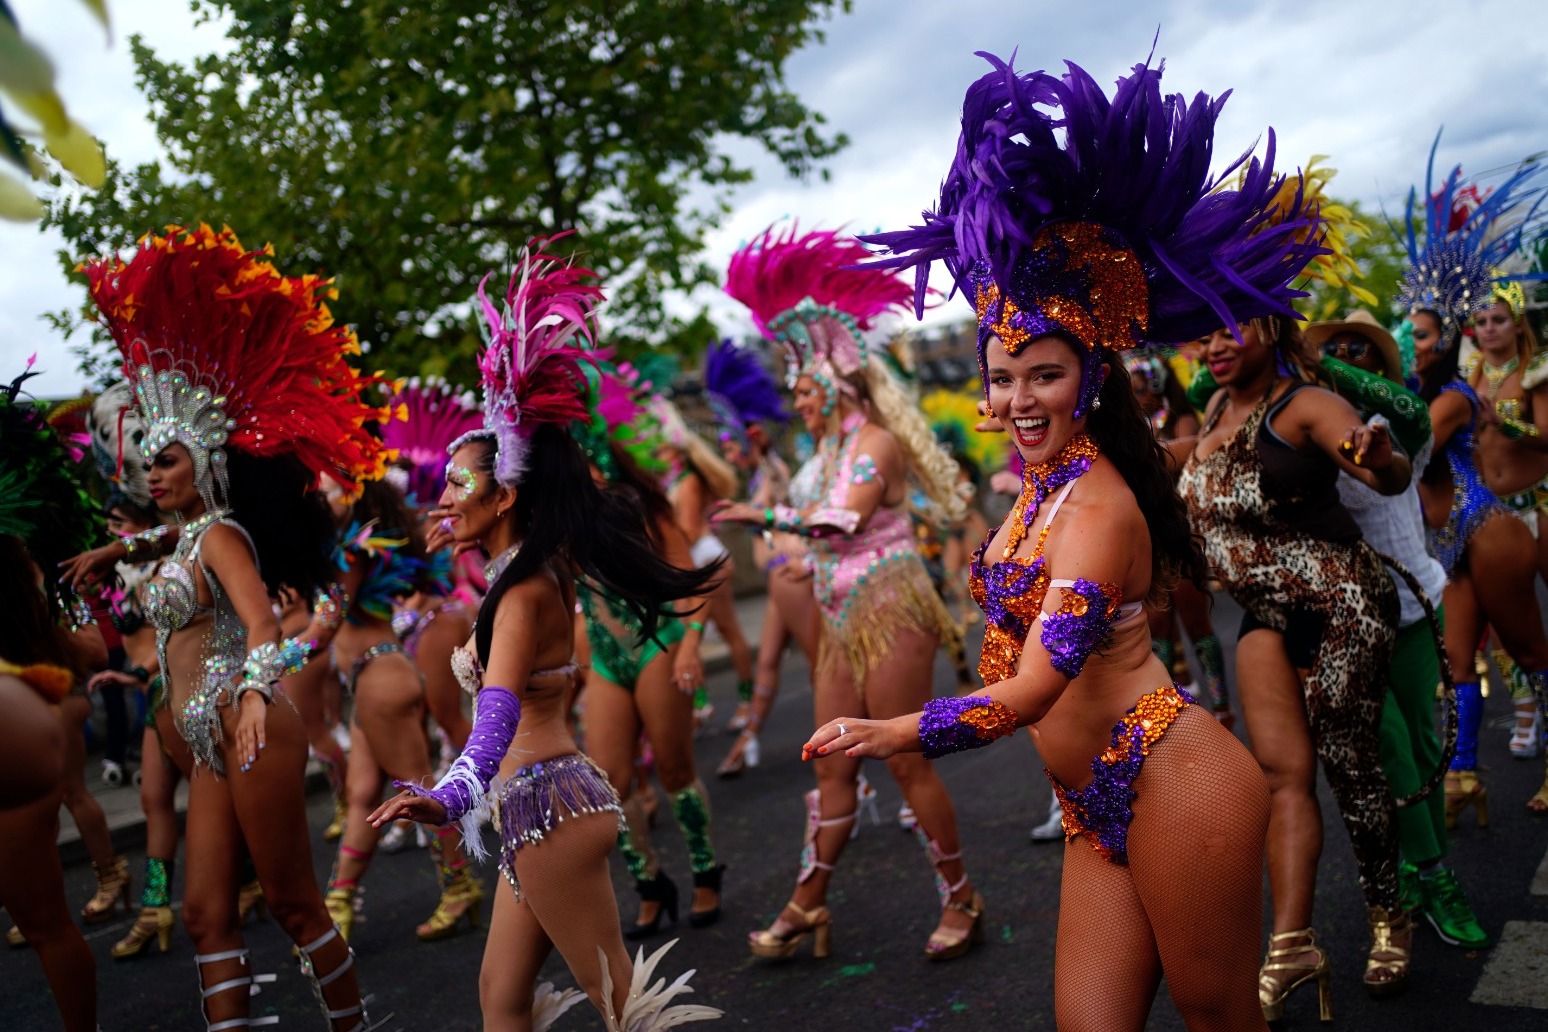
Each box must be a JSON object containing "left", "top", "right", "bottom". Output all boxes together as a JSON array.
[{"left": 200, "top": 521, "right": 257, "bottom": 563}]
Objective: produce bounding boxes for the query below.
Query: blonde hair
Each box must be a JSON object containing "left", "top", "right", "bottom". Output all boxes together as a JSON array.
[
  {"left": 841, "top": 363, "right": 968, "bottom": 530},
  {"left": 682, "top": 432, "right": 739, "bottom": 502}
]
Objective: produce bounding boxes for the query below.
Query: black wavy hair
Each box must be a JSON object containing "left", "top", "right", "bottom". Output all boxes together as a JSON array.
[
  {"left": 0, "top": 536, "right": 78, "bottom": 674},
  {"left": 347, "top": 477, "right": 433, "bottom": 594},
  {"left": 1088, "top": 348, "right": 1210, "bottom": 602},
  {"left": 464, "top": 424, "right": 723, "bottom": 664},
  {"left": 223, "top": 450, "right": 336, "bottom": 598},
  {"left": 605, "top": 442, "right": 680, "bottom": 551}
]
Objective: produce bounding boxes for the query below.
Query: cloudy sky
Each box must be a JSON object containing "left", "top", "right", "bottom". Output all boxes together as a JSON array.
[{"left": 4, "top": 0, "right": 1546, "bottom": 395}]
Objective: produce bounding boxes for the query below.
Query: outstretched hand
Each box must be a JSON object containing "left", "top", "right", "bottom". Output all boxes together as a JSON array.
[
  {"left": 1339, "top": 418, "right": 1394, "bottom": 469},
  {"left": 58, "top": 543, "right": 125, "bottom": 592},
  {"left": 369, "top": 789, "right": 447, "bottom": 829},
  {"left": 802, "top": 716, "right": 911, "bottom": 762},
  {"left": 709, "top": 500, "right": 763, "bottom": 526}
]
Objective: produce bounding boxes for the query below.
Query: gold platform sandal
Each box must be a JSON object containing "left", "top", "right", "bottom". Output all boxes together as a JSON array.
[
  {"left": 112, "top": 905, "right": 175, "bottom": 960},
  {"left": 82, "top": 854, "right": 133, "bottom": 923},
  {"left": 416, "top": 855, "right": 483, "bottom": 942},
  {"left": 748, "top": 901, "right": 832, "bottom": 960},
  {"left": 1363, "top": 906, "right": 1411, "bottom": 999},
  {"left": 1258, "top": 927, "right": 1333, "bottom": 1023}
]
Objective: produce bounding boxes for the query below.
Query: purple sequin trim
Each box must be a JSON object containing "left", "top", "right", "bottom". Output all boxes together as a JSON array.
[
  {"left": 396, "top": 685, "right": 520, "bottom": 825},
  {"left": 918, "top": 694, "right": 1018, "bottom": 760},
  {"left": 1040, "top": 578, "right": 1120, "bottom": 679}
]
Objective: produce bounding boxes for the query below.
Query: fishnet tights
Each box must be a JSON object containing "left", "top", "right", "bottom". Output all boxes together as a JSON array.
[{"left": 1055, "top": 708, "right": 1269, "bottom": 1032}]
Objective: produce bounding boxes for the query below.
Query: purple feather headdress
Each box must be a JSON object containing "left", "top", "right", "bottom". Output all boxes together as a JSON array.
[
  {"left": 382, "top": 377, "right": 483, "bottom": 505},
  {"left": 1397, "top": 131, "right": 1547, "bottom": 346},
  {"left": 863, "top": 50, "right": 1326, "bottom": 417},
  {"left": 702, "top": 338, "right": 788, "bottom": 448}
]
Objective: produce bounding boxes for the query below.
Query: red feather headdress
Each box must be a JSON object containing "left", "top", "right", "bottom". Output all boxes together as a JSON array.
[{"left": 81, "top": 224, "right": 391, "bottom": 506}]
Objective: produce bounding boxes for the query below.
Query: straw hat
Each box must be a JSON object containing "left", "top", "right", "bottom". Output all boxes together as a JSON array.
[{"left": 1305, "top": 309, "right": 1403, "bottom": 382}]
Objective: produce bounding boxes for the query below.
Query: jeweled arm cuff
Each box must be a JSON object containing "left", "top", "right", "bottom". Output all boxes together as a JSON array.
[
  {"left": 1041, "top": 579, "right": 1122, "bottom": 679},
  {"left": 1501, "top": 417, "right": 1541, "bottom": 441},
  {"left": 123, "top": 525, "right": 173, "bottom": 565},
  {"left": 765, "top": 504, "right": 862, "bottom": 538},
  {"left": 311, "top": 586, "right": 347, "bottom": 631},
  {"left": 918, "top": 695, "right": 1019, "bottom": 759},
  {"left": 235, "top": 642, "right": 283, "bottom": 705},
  {"left": 278, "top": 636, "right": 320, "bottom": 675},
  {"left": 392, "top": 684, "right": 521, "bottom": 861}
]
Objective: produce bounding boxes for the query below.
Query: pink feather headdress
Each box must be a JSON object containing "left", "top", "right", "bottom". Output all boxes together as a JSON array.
[
  {"left": 453, "top": 234, "right": 604, "bottom": 486},
  {"left": 382, "top": 376, "right": 482, "bottom": 503},
  {"left": 725, "top": 224, "right": 913, "bottom": 394}
]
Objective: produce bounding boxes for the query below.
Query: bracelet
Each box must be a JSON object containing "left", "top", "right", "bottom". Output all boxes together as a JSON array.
[
  {"left": 1501, "top": 417, "right": 1540, "bottom": 441},
  {"left": 278, "top": 637, "right": 320, "bottom": 675},
  {"left": 122, "top": 525, "right": 172, "bottom": 565},
  {"left": 687, "top": 620, "right": 706, "bottom": 633},
  {"left": 239, "top": 642, "right": 284, "bottom": 702},
  {"left": 763, "top": 508, "right": 776, "bottom": 528},
  {"left": 127, "top": 666, "right": 151, "bottom": 683}
]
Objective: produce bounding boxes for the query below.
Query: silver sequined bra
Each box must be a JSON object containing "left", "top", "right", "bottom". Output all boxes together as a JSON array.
[{"left": 144, "top": 512, "right": 256, "bottom": 774}]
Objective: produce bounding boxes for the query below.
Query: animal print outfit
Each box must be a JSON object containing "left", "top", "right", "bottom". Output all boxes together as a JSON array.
[{"left": 1177, "top": 383, "right": 1401, "bottom": 913}]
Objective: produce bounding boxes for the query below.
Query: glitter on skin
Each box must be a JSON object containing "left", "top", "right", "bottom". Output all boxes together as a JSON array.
[{"left": 444, "top": 461, "right": 478, "bottom": 500}]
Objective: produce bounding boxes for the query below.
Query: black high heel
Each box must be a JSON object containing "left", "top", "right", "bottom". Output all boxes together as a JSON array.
[
  {"left": 625, "top": 872, "right": 679, "bottom": 940},
  {"left": 689, "top": 864, "right": 725, "bottom": 929}
]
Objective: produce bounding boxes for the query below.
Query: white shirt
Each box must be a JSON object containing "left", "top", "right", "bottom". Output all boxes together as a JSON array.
[{"left": 1336, "top": 440, "right": 1447, "bottom": 629}]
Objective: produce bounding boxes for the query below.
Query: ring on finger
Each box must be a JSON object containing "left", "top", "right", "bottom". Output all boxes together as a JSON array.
[{"left": 837, "top": 722, "right": 848, "bottom": 736}]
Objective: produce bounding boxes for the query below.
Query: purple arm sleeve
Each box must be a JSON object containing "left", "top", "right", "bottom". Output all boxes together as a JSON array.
[
  {"left": 393, "top": 685, "right": 520, "bottom": 860},
  {"left": 918, "top": 695, "right": 1019, "bottom": 760}
]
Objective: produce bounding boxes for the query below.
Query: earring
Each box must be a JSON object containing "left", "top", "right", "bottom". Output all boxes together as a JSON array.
[{"left": 1092, "top": 396, "right": 1102, "bottom": 411}]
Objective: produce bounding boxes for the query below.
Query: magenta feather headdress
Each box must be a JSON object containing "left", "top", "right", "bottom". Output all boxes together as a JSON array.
[
  {"left": 725, "top": 224, "right": 913, "bottom": 393},
  {"left": 382, "top": 377, "right": 482, "bottom": 504},
  {"left": 454, "top": 234, "right": 603, "bottom": 486},
  {"left": 863, "top": 50, "right": 1326, "bottom": 417}
]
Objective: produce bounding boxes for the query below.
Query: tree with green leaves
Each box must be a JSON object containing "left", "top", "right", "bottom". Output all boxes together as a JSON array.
[{"left": 47, "top": 0, "right": 853, "bottom": 383}]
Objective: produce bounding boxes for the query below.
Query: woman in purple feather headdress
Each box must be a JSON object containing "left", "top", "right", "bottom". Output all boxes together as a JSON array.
[{"left": 807, "top": 49, "right": 1334, "bottom": 1029}]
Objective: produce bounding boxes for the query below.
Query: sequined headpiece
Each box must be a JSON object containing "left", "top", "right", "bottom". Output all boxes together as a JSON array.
[
  {"left": 452, "top": 234, "right": 602, "bottom": 487},
  {"left": 726, "top": 224, "right": 914, "bottom": 411},
  {"left": 381, "top": 377, "right": 482, "bottom": 505},
  {"left": 702, "top": 338, "right": 788, "bottom": 449},
  {"left": 81, "top": 224, "right": 392, "bottom": 511},
  {"left": 865, "top": 50, "right": 1326, "bottom": 418},
  {"left": 1397, "top": 133, "right": 1546, "bottom": 347}
]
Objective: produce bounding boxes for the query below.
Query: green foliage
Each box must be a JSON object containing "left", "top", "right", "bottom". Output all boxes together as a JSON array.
[
  {"left": 46, "top": 0, "right": 852, "bottom": 383},
  {"left": 1300, "top": 198, "right": 1411, "bottom": 326}
]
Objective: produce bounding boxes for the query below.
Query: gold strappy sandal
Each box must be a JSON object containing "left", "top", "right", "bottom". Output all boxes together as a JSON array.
[
  {"left": 1258, "top": 927, "right": 1332, "bottom": 1023},
  {"left": 1363, "top": 906, "right": 1411, "bottom": 999}
]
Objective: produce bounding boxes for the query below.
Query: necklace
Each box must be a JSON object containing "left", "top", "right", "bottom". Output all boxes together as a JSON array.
[
  {"left": 484, "top": 542, "right": 521, "bottom": 583},
  {"left": 1482, "top": 356, "right": 1520, "bottom": 396},
  {"left": 170, "top": 509, "right": 231, "bottom": 561},
  {"left": 1001, "top": 434, "right": 1099, "bottom": 559}
]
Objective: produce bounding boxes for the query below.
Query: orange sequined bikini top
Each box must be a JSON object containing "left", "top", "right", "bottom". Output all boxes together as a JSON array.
[{"left": 969, "top": 480, "right": 1142, "bottom": 685}]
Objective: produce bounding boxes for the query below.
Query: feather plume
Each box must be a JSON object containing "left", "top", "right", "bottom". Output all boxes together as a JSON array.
[
  {"left": 464, "top": 234, "right": 603, "bottom": 486},
  {"left": 80, "top": 224, "right": 392, "bottom": 497},
  {"left": 598, "top": 939, "right": 723, "bottom": 1032},
  {"left": 702, "top": 338, "right": 788, "bottom": 444},
  {"left": 863, "top": 51, "right": 1326, "bottom": 348},
  {"left": 381, "top": 376, "right": 482, "bottom": 505},
  {"left": 531, "top": 982, "right": 585, "bottom": 1032},
  {"left": 1249, "top": 156, "right": 1377, "bottom": 307},
  {"left": 1396, "top": 131, "right": 1547, "bottom": 342}
]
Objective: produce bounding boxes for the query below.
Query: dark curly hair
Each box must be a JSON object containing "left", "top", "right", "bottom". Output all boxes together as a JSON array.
[
  {"left": 223, "top": 450, "right": 336, "bottom": 598},
  {"left": 345, "top": 477, "right": 432, "bottom": 591}
]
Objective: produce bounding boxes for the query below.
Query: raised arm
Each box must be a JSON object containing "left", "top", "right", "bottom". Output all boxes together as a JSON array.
[{"left": 1289, "top": 385, "right": 1411, "bottom": 496}]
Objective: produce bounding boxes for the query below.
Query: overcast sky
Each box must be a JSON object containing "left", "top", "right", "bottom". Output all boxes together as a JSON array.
[{"left": 4, "top": 0, "right": 1546, "bottom": 395}]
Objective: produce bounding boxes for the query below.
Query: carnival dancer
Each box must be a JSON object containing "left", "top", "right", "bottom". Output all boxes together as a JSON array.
[
  {"left": 65, "top": 225, "right": 386, "bottom": 1031},
  {"left": 1397, "top": 148, "right": 1548, "bottom": 822},
  {"left": 570, "top": 362, "right": 728, "bottom": 936},
  {"left": 0, "top": 371, "right": 103, "bottom": 1032},
  {"left": 370, "top": 238, "right": 720, "bottom": 1031},
  {"left": 698, "top": 339, "right": 801, "bottom": 775},
  {"left": 651, "top": 395, "right": 753, "bottom": 726},
  {"left": 850, "top": 49, "right": 1302, "bottom": 1028},
  {"left": 718, "top": 223, "right": 982, "bottom": 961}
]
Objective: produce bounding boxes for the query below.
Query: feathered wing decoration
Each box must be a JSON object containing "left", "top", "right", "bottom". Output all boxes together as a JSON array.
[
  {"left": 80, "top": 224, "right": 391, "bottom": 507},
  {"left": 863, "top": 50, "right": 1327, "bottom": 416},
  {"left": 0, "top": 367, "right": 104, "bottom": 619},
  {"left": 457, "top": 233, "right": 604, "bottom": 486},
  {"left": 381, "top": 377, "right": 483, "bottom": 505},
  {"left": 531, "top": 982, "right": 585, "bottom": 1032},
  {"left": 597, "top": 939, "right": 722, "bottom": 1032},
  {"left": 725, "top": 224, "right": 914, "bottom": 388},
  {"left": 1397, "top": 132, "right": 1547, "bottom": 344},
  {"left": 701, "top": 338, "right": 788, "bottom": 446}
]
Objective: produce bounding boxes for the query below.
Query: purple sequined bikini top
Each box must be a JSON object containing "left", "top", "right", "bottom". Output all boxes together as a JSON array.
[{"left": 970, "top": 479, "right": 1142, "bottom": 685}]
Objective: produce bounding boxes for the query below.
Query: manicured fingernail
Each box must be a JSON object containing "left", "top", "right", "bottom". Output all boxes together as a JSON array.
[
  {"left": 818, "top": 747, "right": 827, "bottom": 755},
  {"left": 259, "top": 742, "right": 265, "bottom": 750}
]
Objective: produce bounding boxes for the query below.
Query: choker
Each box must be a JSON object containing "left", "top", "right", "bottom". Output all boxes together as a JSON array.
[
  {"left": 1482, "top": 356, "right": 1520, "bottom": 395},
  {"left": 484, "top": 543, "right": 521, "bottom": 584},
  {"left": 170, "top": 509, "right": 232, "bottom": 559},
  {"left": 1001, "top": 434, "right": 1098, "bottom": 559}
]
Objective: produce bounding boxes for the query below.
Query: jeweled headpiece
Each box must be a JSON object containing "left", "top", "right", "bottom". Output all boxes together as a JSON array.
[
  {"left": 1397, "top": 133, "right": 1546, "bottom": 346},
  {"left": 381, "top": 377, "right": 482, "bottom": 505},
  {"left": 702, "top": 338, "right": 788, "bottom": 449},
  {"left": 452, "top": 234, "right": 602, "bottom": 487},
  {"left": 864, "top": 50, "right": 1326, "bottom": 418},
  {"left": 725, "top": 224, "right": 914, "bottom": 410},
  {"left": 81, "top": 224, "right": 392, "bottom": 510}
]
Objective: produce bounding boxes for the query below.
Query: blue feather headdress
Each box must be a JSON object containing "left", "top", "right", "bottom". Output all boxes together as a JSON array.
[
  {"left": 1397, "top": 132, "right": 1546, "bottom": 347},
  {"left": 863, "top": 50, "right": 1326, "bottom": 417},
  {"left": 702, "top": 339, "right": 788, "bottom": 448}
]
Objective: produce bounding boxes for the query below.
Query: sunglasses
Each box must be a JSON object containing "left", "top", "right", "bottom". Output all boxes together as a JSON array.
[{"left": 1321, "top": 338, "right": 1370, "bottom": 361}]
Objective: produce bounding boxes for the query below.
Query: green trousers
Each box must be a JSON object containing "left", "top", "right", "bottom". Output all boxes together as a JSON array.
[{"left": 1376, "top": 609, "right": 1447, "bottom": 865}]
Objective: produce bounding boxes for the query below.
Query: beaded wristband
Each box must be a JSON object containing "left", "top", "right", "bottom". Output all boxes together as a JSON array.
[
  {"left": 123, "top": 525, "right": 173, "bottom": 565},
  {"left": 918, "top": 695, "right": 1019, "bottom": 759}
]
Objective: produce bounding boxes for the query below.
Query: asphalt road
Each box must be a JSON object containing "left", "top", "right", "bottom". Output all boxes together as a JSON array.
[{"left": 7, "top": 592, "right": 1548, "bottom": 1031}]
